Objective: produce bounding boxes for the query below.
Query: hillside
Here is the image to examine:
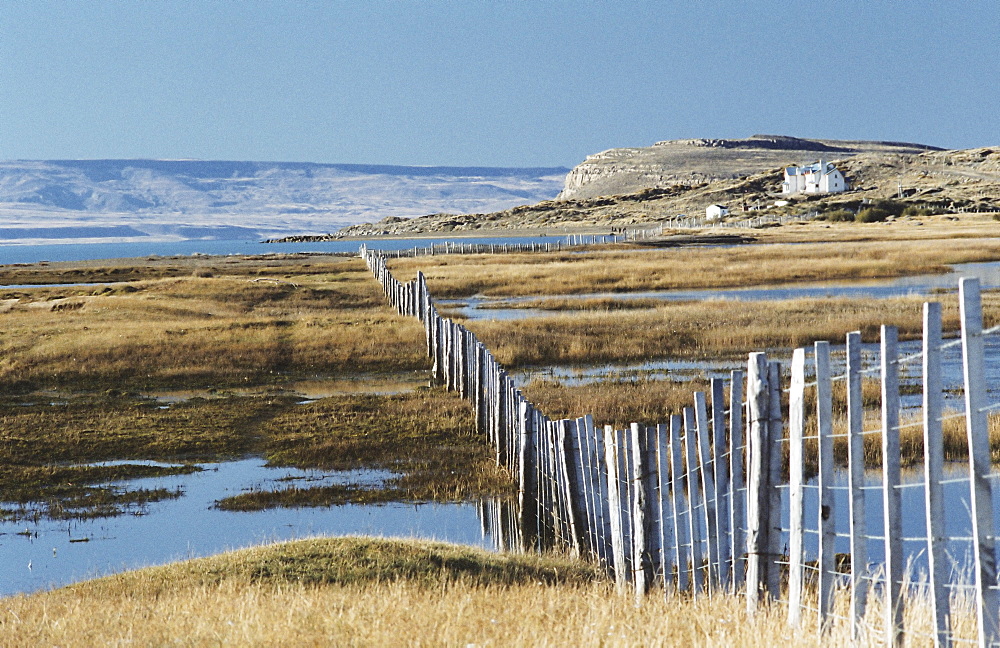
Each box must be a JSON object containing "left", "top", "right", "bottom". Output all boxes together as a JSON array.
[
  {"left": 557, "top": 134, "right": 942, "bottom": 200},
  {"left": 335, "top": 137, "right": 1000, "bottom": 236},
  {"left": 0, "top": 160, "right": 567, "bottom": 243}
]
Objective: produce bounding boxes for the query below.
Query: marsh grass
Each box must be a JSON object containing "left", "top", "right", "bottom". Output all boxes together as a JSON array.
[
  {"left": 0, "top": 258, "right": 428, "bottom": 392},
  {"left": 0, "top": 388, "right": 513, "bottom": 517},
  {"left": 523, "top": 377, "right": 712, "bottom": 428},
  {"left": 0, "top": 463, "right": 198, "bottom": 521},
  {"left": 390, "top": 237, "right": 1000, "bottom": 298},
  {"left": 0, "top": 536, "right": 983, "bottom": 646},
  {"left": 466, "top": 294, "right": 988, "bottom": 367},
  {"left": 220, "top": 389, "right": 514, "bottom": 510}
]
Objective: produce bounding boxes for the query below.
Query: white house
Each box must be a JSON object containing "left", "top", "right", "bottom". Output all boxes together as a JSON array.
[
  {"left": 782, "top": 160, "right": 847, "bottom": 194},
  {"left": 706, "top": 204, "right": 728, "bottom": 220}
]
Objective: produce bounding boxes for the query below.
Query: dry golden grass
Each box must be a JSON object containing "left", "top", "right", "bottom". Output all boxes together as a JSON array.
[
  {"left": 524, "top": 378, "right": 712, "bottom": 429},
  {"left": 0, "top": 258, "right": 428, "bottom": 391},
  {"left": 390, "top": 235, "right": 1000, "bottom": 298},
  {"left": 0, "top": 537, "right": 982, "bottom": 647},
  {"left": 466, "top": 294, "right": 996, "bottom": 367}
]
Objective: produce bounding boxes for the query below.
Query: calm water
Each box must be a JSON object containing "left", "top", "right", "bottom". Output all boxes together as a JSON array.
[
  {"left": 0, "top": 235, "right": 563, "bottom": 265},
  {"left": 0, "top": 459, "right": 495, "bottom": 597},
  {"left": 782, "top": 464, "right": 985, "bottom": 583}
]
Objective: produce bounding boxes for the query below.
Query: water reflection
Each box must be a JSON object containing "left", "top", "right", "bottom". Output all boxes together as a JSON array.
[
  {"left": 789, "top": 464, "right": 983, "bottom": 584},
  {"left": 0, "top": 458, "right": 497, "bottom": 597}
]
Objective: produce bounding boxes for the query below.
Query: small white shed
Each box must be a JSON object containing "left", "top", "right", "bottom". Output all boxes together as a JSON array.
[{"left": 706, "top": 204, "right": 729, "bottom": 221}]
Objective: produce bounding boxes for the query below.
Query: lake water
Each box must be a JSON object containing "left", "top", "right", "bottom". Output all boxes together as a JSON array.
[
  {"left": 0, "top": 235, "right": 564, "bottom": 265},
  {"left": 0, "top": 458, "right": 496, "bottom": 597}
]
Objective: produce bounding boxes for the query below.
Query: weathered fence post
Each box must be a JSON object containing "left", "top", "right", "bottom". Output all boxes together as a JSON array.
[
  {"left": 604, "top": 425, "right": 628, "bottom": 591},
  {"left": 959, "top": 278, "right": 1000, "bottom": 647},
  {"left": 655, "top": 422, "right": 674, "bottom": 594},
  {"left": 846, "top": 331, "right": 868, "bottom": 638},
  {"left": 668, "top": 414, "right": 689, "bottom": 593},
  {"left": 694, "top": 392, "right": 720, "bottom": 590},
  {"left": 683, "top": 407, "right": 705, "bottom": 595},
  {"left": 729, "top": 370, "right": 745, "bottom": 591},
  {"left": 787, "top": 347, "right": 806, "bottom": 627},
  {"left": 518, "top": 400, "right": 539, "bottom": 552},
  {"left": 765, "top": 361, "right": 783, "bottom": 599},
  {"left": 560, "top": 419, "right": 587, "bottom": 557},
  {"left": 881, "top": 325, "right": 904, "bottom": 647},
  {"left": 815, "top": 341, "right": 836, "bottom": 630},
  {"left": 745, "top": 352, "right": 772, "bottom": 612},
  {"left": 922, "top": 302, "right": 952, "bottom": 646},
  {"left": 711, "top": 378, "right": 732, "bottom": 589},
  {"left": 630, "top": 423, "right": 654, "bottom": 600}
]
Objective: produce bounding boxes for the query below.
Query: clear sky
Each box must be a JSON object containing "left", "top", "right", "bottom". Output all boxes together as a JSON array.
[{"left": 1, "top": 1, "right": 997, "bottom": 167}]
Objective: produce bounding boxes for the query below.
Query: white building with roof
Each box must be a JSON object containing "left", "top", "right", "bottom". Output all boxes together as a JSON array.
[
  {"left": 782, "top": 160, "right": 847, "bottom": 194},
  {"left": 706, "top": 204, "right": 728, "bottom": 220}
]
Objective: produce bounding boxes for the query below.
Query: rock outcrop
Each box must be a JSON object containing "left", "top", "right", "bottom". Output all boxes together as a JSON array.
[{"left": 558, "top": 135, "right": 943, "bottom": 200}]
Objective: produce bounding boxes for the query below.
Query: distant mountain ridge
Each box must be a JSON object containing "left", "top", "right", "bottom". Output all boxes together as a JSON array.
[{"left": 0, "top": 159, "right": 568, "bottom": 243}]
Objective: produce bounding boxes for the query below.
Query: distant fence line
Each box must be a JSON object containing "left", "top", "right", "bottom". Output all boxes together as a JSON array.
[
  {"left": 624, "top": 212, "right": 820, "bottom": 239},
  {"left": 361, "top": 244, "right": 1000, "bottom": 646},
  {"left": 361, "top": 240, "right": 569, "bottom": 259}
]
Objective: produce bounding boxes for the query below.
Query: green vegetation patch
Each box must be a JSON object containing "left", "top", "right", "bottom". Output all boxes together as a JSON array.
[
  {"left": 66, "top": 537, "right": 601, "bottom": 594},
  {"left": 0, "top": 462, "right": 199, "bottom": 521},
  {"left": 215, "top": 483, "right": 401, "bottom": 511},
  {"left": 250, "top": 389, "right": 514, "bottom": 506},
  {"left": 0, "top": 388, "right": 512, "bottom": 517}
]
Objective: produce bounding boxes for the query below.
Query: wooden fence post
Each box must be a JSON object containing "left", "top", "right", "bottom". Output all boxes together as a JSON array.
[
  {"left": 711, "top": 378, "right": 732, "bottom": 589},
  {"left": 745, "top": 352, "right": 771, "bottom": 612},
  {"left": 815, "top": 341, "right": 836, "bottom": 629},
  {"left": 518, "top": 400, "right": 539, "bottom": 553},
  {"left": 595, "top": 423, "right": 613, "bottom": 570},
  {"left": 630, "top": 423, "right": 654, "bottom": 599},
  {"left": 787, "top": 348, "right": 806, "bottom": 627},
  {"left": 604, "top": 425, "right": 628, "bottom": 591},
  {"left": 643, "top": 424, "right": 664, "bottom": 589},
  {"left": 846, "top": 331, "right": 868, "bottom": 638},
  {"left": 922, "top": 302, "right": 952, "bottom": 646},
  {"left": 881, "top": 325, "right": 904, "bottom": 647},
  {"left": 581, "top": 416, "right": 609, "bottom": 566},
  {"left": 729, "top": 370, "right": 745, "bottom": 591},
  {"left": 683, "top": 407, "right": 705, "bottom": 595},
  {"left": 765, "top": 361, "right": 783, "bottom": 599},
  {"left": 959, "top": 278, "right": 1000, "bottom": 646},
  {"left": 694, "top": 392, "right": 720, "bottom": 590},
  {"left": 669, "top": 414, "right": 689, "bottom": 593},
  {"left": 655, "top": 422, "right": 674, "bottom": 593},
  {"left": 561, "top": 419, "right": 587, "bottom": 557}
]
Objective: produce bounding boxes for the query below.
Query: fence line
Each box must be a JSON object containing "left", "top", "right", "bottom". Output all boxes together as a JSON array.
[{"left": 361, "top": 245, "right": 1000, "bottom": 646}]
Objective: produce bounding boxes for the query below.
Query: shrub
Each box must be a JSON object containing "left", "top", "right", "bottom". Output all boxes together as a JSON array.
[
  {"left": 821, "top": 209, "right": 854, "bottom": 222},
  {"left": 856, "top": 207, "right": 891, "bottom": 223},
  {"left": 902, "top": 205, "right": 933, "bottom": 217},
  {"left": 870, "top": 199, "right": 905, "bottom": 216}
]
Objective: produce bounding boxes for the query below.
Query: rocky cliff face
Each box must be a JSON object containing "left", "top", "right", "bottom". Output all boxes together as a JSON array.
[{"left": 558, "top": 135, "right": 942, "bottom": 200}]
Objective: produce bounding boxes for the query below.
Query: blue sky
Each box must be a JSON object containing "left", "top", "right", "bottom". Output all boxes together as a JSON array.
[{"left": 1, "top": 1, "right": 997, "bottom": 167}]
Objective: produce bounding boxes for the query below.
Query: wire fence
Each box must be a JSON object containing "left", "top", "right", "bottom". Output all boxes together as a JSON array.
[{"left": 361, "top": 243, "right": 1000, "bottom": 647}]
